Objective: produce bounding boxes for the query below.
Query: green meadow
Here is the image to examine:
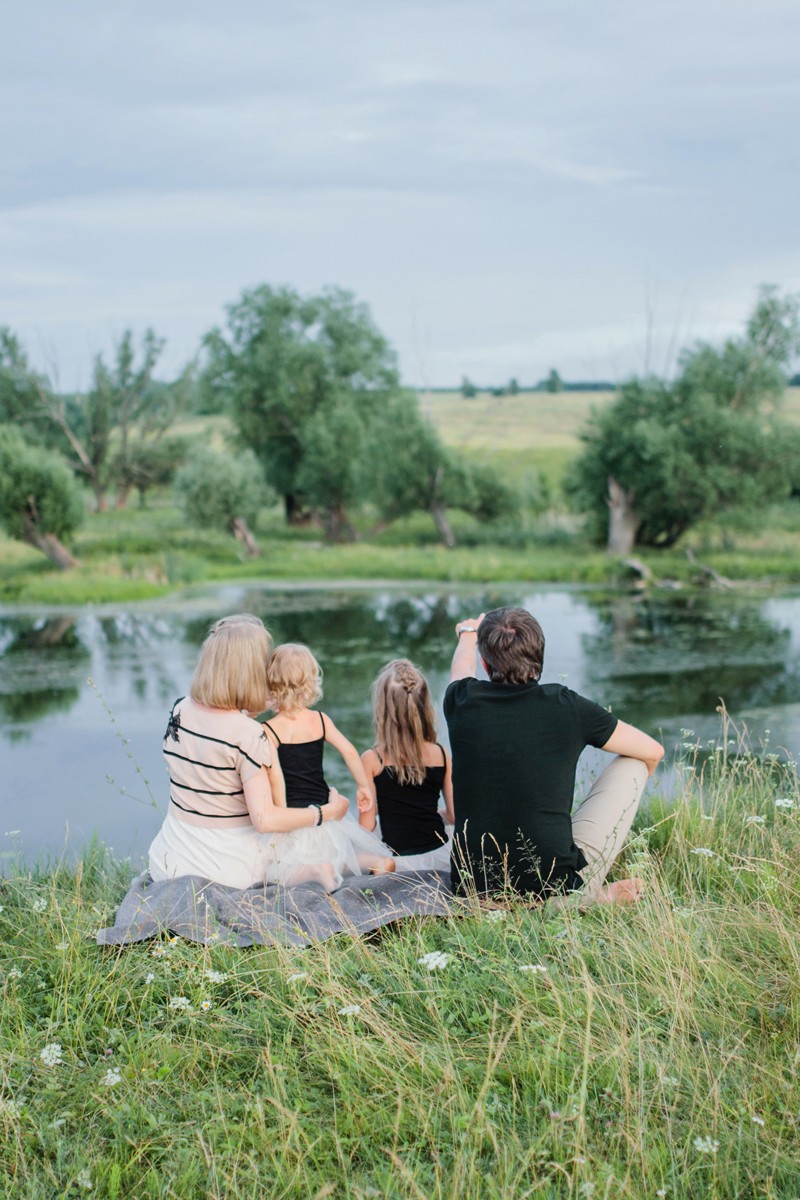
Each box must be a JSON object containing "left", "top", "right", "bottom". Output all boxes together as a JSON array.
[
  {"left": 2, "top": 388, "right": 800, "bottom": 605},
  {"left": 2, "top": 732, "right": 799, "bottom": 1198}
]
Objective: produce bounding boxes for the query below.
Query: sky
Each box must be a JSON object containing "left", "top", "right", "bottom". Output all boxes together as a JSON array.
[{"left": 3, "top": 0, "right": 800, "bottom": 390}]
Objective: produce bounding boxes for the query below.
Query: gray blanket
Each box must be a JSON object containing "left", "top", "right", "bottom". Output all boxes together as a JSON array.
[{"left": 96, "top": 869, "right": 455, "bottom": 948}]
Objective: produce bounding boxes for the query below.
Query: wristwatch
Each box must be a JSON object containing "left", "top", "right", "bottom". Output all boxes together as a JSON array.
[{"left": 457, "top": 625, "right": 478, "bottom": 636}]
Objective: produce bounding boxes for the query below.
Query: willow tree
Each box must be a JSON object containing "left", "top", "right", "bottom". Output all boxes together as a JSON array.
[{"left": 566, "top": 287, "right": 800, "bottom": 553}]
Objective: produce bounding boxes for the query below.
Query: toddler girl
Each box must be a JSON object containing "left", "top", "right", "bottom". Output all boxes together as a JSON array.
[
  {"left": 359, "top": 658, "right": 454, "bottom": 872},
  {"left": 263, "top": 643, "right": 396, "bottom": 891}
]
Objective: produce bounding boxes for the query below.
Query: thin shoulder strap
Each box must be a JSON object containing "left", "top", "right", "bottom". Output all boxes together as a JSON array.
[
  {"left": 319, "top": 711, "right": 326, "bottom": 737},
  {"left": 262, "top": 720, "right": 281, "bottom": 744},
  {"left": 373, "top": 746, "right": 384, "bottom": 765},
  {"left": 436, "top": 742, "right": 446, "bottom": 766}
]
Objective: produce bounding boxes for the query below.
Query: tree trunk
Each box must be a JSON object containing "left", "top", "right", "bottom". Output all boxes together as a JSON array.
[
  {"left": 21, "top": 512, "right": 79, "bottom": 569},
  {"left": 93, "top": 485, "right": 107, "bottom": 512},
  {"left": 284, "top": 493, "right": 313, "bottom": 525},
  {"left": 323, "top": 504, "right": 357, "bottom": 542},
  {"left": 430, "top": 498, "right": 457, "bottom": 548},
  {"left": 115, "top": 483, "right": 131, "bottom": 510},
  {"left": 230, "top": 517, "right": 261, "bottom": 557},
  {"left": 606, "top": 476, "right": 640, "bottom": 555}
]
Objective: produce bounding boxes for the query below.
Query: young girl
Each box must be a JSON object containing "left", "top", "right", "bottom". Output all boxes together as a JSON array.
[
  {"left": 359, "top": 658, "right": 455, "bottom": 872},
  {"left": 262, "top": 643, "right": 397, "bottom": 890},
  {"left": 148, "top": 614, "right": 349, "bottom": 891}
]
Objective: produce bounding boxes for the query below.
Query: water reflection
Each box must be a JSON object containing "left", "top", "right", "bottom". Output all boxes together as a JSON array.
[{"left": 3, "top": 584, "right": 800, "bottom": 864}]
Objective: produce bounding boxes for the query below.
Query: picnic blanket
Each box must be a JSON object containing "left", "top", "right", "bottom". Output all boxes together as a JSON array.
[{"left": 96, "top": 869, "right": 454, "bottom": 948}]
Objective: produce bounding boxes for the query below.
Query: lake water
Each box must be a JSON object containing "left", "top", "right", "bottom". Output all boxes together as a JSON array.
[{"left": 3, "top": 582, "right": 800, "bottom": 870}]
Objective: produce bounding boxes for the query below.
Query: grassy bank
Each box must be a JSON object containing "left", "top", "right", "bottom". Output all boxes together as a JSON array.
[
  {"left": 2, "top": 735, "right": 799, "bottom": 1198},
  {"left": 3, "top": 499, "right": 800, "bottom": 606}
]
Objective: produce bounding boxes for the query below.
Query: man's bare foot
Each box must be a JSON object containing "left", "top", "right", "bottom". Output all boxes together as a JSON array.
[
  {"left": 598, "top": 878, "right": 645, "bottom": 905},
  {"left": 369, "top": 857, "right": 396, "bottom": 875}
]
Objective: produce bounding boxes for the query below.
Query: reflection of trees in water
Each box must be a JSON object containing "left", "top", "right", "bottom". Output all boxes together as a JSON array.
[
  {"left": 0, "top": 617, "right": 87, "bottom": 728},
  {"left": 580, "top": 593, "right": 798, "bottom": 719}
]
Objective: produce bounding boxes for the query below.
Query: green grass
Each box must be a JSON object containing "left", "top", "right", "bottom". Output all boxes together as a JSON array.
[{"left": 2, "top": 731, "right": 799, "bottom": 1197}]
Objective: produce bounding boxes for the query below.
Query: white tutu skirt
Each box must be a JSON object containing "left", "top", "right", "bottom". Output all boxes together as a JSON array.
[
  {"left": 380, "top": 824, "right": 453, "bottom": 874},
  {"left": 148, "top": 810, "right": 394, "bottom": 891},
  {"left": 271, "top": 814, "right": 394, "bottom": 890}
]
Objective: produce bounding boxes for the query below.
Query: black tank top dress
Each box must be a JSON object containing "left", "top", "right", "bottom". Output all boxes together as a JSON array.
[
  {"left": 374, "top": 746, "right": 447, "bottom": 855},
  {"left": 263, "top": 714, "right": 329, "bottom": 808}
]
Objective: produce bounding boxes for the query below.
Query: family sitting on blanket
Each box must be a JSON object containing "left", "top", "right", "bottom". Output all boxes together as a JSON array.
[{"left": 148, "top": 608, "right": 662, "bottom": 904}]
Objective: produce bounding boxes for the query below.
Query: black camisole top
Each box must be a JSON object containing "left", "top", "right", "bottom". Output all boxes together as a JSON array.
[
  {"left": 263, "top": 713, "right": 329, "bottom": 808},
  {"left": 374, "top": 746, "right": 447, "bottom": 855}
]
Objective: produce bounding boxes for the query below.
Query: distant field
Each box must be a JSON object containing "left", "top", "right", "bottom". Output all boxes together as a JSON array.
[{"left": 421, "top": 387, "right": 800, "bottom": 487}]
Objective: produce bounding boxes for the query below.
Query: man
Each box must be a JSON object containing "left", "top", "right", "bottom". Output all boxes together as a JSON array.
[{"left": 443, "top": 606, "right": 663, "bottom": 903}]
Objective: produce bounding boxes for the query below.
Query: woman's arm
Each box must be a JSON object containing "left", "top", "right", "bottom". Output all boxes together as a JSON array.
[
  {"left": 358, "top": 748, "right": 380, "bottom": 831},
  {"left": 601, "top": 720, "right": 665, "bottom": 777},
  {"left": 440, "top": 748, "right": 455, "bottom": 825},
  {"left": 243, "top": 768, "right": 348, "bottom": 832},
  {"left": 324, "top": 715, "right": 377, "bottom": 814}
]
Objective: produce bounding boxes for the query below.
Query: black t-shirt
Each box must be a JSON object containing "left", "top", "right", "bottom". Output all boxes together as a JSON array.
[{"left": 443, "top": 677, "right": 618, "bottom": 897}]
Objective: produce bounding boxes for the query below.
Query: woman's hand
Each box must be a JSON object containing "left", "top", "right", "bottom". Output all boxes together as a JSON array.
[
  {"left": 322, "top": 788, "right": 349, "bottom": 822},
  {"left": 356, "top": 786, "right": 373, "bottom": 813}
]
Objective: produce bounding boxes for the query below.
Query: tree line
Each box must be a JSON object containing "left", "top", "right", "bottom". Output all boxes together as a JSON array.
[{"left": 1, "top": 283, "right": 799, "bottom": 569}]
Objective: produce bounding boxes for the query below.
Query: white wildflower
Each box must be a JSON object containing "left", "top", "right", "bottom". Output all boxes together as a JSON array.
[
  {"left": 39, "top": 1042, "right": 63, "bottom": 1067},
  {"left": 656, "top": 1190, "right": 667, "bottom": 1198},
  {"left": 31, "top": 897, "right": 47, "bottom": 913},
  {"left": 519, "top": 964, "right": 548, "bottom": 974},
  {"left": 151, "top": 945, "right": 166, "bottom": 958},
  {"left": 55, "top": 942, "right": 69, "bottom": 951},
  {"left": 8, "top": 967, "right": 22, "bottom": 980},
  {"left": 775, "top": 798, "right": 794, "bottom": 810},
  {"left": 693, "top": 1135, "right": 719, "bottom": 1154},
  {"left": 751, "top": 1114, "right": 765, "bottom": 1127},
  {"left": 0, "top": 905, "right": 4, "bottom": 913},
  {"left": 76, "top": 1167, "right": 93, "bottom": 1190},
  {"left": 746, "top": 815, "right": 766, "bottom": 826},
  {"left": 144, "top": 972, "right": 155, "bottom": 985},
  {"left": 338, "top": 1003, "right": 362, "bottom": 1016},
  {"left": 200, "top": 999, "right": 212, "bottom": 1012},
  {"left": 700, "top": 814, "right": 714, "bottom": 821},
  {"left": 101, "top": 1067, "right": 122, "bottom": 1087},
  {"left": 167, "top": 996, "right": 191, "bottom": 1010},
  {"left": 690, "top": 848, "right": 716, "bottom": 858},
  {"left": 4, "top": 830, "right": 21, "bottom": 837},
  {"left": 662, "top": 1075, "right": 680, "bottom": 1087},
  {"left": 0, "top": 1097, "right": 22, "bottom": 1118},
  {"left": 418, "top": 950, "right": 451, "bottom": 971},
  {"left": 287, "top": 972, "right": 309, "bottom": 983},
  {"left": 205, "top": 969, "right": 228, "bottom": 984},
  {"left": 579, "top": 1184, "right": 596, "bottom": 1198},
  {"left": 484, "top": 909, "right": 508, "bottom": 922}
]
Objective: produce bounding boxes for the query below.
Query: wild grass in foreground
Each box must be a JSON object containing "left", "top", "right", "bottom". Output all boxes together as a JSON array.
[{"left": 1, "top": 731, "right": 799, "bottom": 1199}]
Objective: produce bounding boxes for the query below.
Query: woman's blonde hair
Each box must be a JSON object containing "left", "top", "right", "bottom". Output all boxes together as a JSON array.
[
  {"left": 266, "top": 643, "right": 323, "bottom": 712},
  {"left": 372, "top": 659, "right": 437, "bottom": 786},
  {"left": 190, "top": 614, "right": 272, "bottom": 713}
]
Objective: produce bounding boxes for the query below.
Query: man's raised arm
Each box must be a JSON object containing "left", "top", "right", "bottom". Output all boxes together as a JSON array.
[{"left": 450, "top": 614, "right": 485, "bottom": 681}]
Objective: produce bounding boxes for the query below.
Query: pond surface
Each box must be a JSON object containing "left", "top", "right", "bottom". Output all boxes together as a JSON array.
[{"left": 3, "top": 582, "right": 800, "bottom": 869}]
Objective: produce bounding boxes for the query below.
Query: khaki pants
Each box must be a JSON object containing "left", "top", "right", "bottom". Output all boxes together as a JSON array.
[{"left": 569, "top": 756, "right": 648, "bottom": 901}]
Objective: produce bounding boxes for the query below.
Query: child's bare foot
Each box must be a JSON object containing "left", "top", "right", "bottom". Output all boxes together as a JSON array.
[
  {"left": 289, "top": 863, "right": 340, "bottom": 892},
  {"left": 369, "top": 857, "right": 396, "bottom": 875},
  {"left": 597, "top": 878, "right": 644, "bottom": 905}
]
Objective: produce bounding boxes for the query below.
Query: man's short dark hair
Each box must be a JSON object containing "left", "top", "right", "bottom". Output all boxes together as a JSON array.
[{"left": 477, "top": 607, "right": 545, "bottom": 683}]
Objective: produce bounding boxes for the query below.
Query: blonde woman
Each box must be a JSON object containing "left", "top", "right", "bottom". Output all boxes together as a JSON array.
[
  {"left": 262, "top": 643, "right": 397, "bottom": 890},
  {"left": 359, "top": 659, "right": 455, "bottom": 872},
  {"left": 148, "top": 615, "right": 348, "bottom": 890}
]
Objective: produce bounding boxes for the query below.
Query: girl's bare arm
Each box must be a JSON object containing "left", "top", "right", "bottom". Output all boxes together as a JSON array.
[
  {"left": 440, "top": 748, "right": 455, "bottom": 825},
  {"left": 324, "top": 715, "right": 376, "bottom": 811},
  {"left": 262, "top": 726, "right": 287, "bottom": 807},
  {"left": 358, "top": 748, "right": 381, "bottom": 831}
]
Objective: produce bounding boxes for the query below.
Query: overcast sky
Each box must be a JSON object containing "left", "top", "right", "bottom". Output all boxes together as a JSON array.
[{"left": 3, "top": 0, "right": 799, "bottom": 389}]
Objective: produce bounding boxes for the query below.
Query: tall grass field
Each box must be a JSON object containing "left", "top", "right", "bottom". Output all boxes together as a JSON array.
[{"left": 2, "top": 725, "right": 799, "bottom": 1198}]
